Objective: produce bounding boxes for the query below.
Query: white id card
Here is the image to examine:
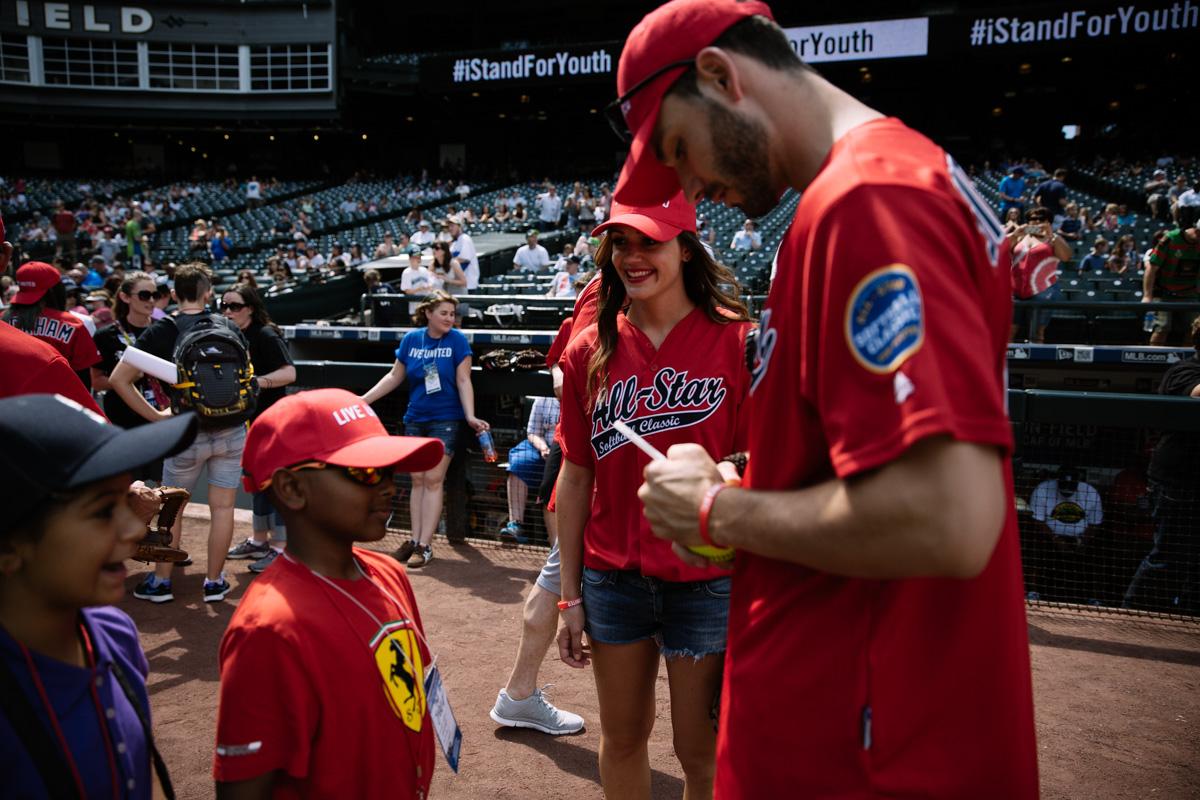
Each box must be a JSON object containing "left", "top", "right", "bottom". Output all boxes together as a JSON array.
[
  {"left": 423, "top": 362, "right": 442, "bottom": 394},
  {"left": 423, "top": 664, "right": 461, "bottom": 773}
]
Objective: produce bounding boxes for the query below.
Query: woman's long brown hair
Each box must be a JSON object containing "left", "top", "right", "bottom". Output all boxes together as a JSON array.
[
  {"left": 585, "top": 230, "right": 748, "bottom": 404},
  {"left": 113, "top": 271, "right": 153, "bottom": 324}
]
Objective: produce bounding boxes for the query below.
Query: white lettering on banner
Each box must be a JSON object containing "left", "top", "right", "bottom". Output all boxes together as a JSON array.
[
  {"left": 968, "top": 2, "right": 1197, "bottom": 47},
  {"left": 12, "top": 3, "right": 153, "bottom": 33},
  {"left": 121, "top": 6, "right": 151, "bottom": 33},
  {"left": 452, "top": 48, "right": 614, "bottom": 84},
  {"left": 83, "top": 5, "right": 110, "bottom": 31},
  {"left": 782, "top": 17, "right": 929, "bottom": 63},
  {"left": 44, "top": 2, "right": 70, "bottom": 29}
]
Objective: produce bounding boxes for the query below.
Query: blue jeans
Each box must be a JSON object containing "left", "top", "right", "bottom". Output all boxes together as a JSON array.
[
  {"left": 582, "top": 567, "right": 731, "bottom": 659},
  {"left": 1122, "top": 483, "right": 1200, "bottom": 613},
  {"left": 1013, "top": 281, "right": 1061, "bottom": 335}
]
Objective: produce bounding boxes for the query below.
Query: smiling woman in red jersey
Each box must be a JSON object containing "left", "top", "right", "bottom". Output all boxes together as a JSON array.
[{"left": 555, "top": 190, "right": 751, "bottom": 799}]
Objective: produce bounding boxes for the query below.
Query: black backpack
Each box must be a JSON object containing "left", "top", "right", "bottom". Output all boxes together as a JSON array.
[{"left": 170, "top": 313, "right": 257, "bottom": 429}]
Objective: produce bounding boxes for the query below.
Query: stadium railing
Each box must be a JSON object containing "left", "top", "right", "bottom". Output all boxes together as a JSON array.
[{"left": 287, "top": 361, "right": 1200, "bottom": 621}]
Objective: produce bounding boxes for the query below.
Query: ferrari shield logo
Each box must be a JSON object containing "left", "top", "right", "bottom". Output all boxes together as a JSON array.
[{"left": 371, "top": 621, "right": 426, "bottom": 731}]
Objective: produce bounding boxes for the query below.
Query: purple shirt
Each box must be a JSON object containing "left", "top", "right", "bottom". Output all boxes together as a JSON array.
[{"left": 0, "top": 606, "right": 153, "bottom": 799}]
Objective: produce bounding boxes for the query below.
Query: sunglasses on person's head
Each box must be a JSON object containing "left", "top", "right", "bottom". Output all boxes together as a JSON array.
[
  {"left": 603, "top": 59, "right": 695, "bottom": 145},
  {"left": 133, "top": 289, "right": 166, "bottom": 301},
  {"left": 259, "top": 461, "right": 393, "bottom": 491}
]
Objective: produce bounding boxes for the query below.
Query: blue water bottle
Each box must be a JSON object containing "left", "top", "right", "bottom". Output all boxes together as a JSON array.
[
  {"left": 1143, "top": 311, "right": 1156, "bottom": 333},
  {"left": 477, "top": 430, "right": 497, "bottom": 463}
]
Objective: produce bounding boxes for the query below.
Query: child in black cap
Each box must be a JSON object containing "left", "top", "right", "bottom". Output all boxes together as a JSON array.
[{"left": 0, "top": 394, "right": 197, "bottom": 799}]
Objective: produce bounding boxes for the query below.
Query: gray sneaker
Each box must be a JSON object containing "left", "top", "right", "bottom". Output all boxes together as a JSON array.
[
  {"left": 489, "top": 686, "right": 584, "bottom": 735},
  {"left": 228, "top": 538, "right": 271, "bottom": 560},
  {"left": 248, "top": 549, "right": 280, "bottom": 574}
]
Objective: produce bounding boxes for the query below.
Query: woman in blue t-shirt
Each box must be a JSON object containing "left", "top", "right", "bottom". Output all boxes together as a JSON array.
[{"left": 362, "top": 290, "right": 489, "bottom": 567}]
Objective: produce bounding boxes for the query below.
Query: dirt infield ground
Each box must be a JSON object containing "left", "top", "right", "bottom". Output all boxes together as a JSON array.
[{"left": 126, "top": 514, "right": 1200, "bottom": 799}]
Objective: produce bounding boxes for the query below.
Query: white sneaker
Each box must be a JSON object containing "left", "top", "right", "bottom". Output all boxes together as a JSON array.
[{"left": 489, "top": 686, "right": 584, "bottom": 735}]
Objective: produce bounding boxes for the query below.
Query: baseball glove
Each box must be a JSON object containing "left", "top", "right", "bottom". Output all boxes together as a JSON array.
[
  {"left": 479, "top": 349, "right": 514, "bottom": 370},
  {"left": 512, "top": 349, "right": 546, "bottom": 371},
  {"left": 133, "top": 487, "right": 192, "bottom": 563}
]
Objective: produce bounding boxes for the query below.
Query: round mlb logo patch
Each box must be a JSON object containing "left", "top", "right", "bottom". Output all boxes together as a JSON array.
[{"left": 844, "top": 265, "right": 924, "bottom": 374}]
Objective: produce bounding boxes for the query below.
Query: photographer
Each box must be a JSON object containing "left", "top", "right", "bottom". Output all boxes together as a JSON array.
[{"left": 1009, "top": 207, "right": 1073, "bottom": 343}]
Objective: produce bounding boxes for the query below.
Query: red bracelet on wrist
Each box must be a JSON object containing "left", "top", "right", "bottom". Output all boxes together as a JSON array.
[
  {"left": 698, "top": 483, "right": 730, "bottom": 547},
  {"left": 557, "top": 597, "right": 582, "bottom": 611}
]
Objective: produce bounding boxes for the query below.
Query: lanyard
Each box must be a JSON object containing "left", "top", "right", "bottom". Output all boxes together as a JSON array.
[
  {"left": 17, "top": 620, "right": 123, "bottom": 800},
  {"left": 280, "top": 552, "right": 436, "bottom": 670},
  {"left": 280, "top": 552, "right": 434, "bottom": 798}
]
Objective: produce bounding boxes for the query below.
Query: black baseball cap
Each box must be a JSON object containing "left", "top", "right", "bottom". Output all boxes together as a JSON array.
[
  {"left": 0, "top": 394, "right": 198, "bottom": 532},
  {"left": 1056, "top": 465, "right": 1079, "bottom": 494}
]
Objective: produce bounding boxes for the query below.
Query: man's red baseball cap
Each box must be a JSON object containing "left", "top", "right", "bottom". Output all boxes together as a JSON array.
[
  {"left": 613, "top": 0, "right": 774, "bottom": 207},
  {"left": 591, "top": 189, "right": 697, "bottom": 241},
  {"left": 13, "top": 261, "right": 62, "bottom": 304},
  {"left": 241, "top": 388, "right": 444, "bottom": 493}
]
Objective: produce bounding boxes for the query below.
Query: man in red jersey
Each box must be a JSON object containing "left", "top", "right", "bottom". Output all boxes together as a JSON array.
[{"left": 621, "top": 2, "right": 1038, "bottom": 798}]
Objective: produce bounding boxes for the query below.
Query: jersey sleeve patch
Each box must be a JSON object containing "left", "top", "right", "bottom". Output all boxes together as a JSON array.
[{"left": 844, "top": 264, "right": 924, "bottom": 374}]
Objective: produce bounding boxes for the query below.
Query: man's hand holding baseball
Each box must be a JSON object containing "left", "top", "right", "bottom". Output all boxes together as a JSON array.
[{"left": 640, "top": 443, "right": 733, "bottom": 568}]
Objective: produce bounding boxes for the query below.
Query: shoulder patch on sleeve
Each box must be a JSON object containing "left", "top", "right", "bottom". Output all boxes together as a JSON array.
[{"left": 844, "top": 264, "right": 924, "bottom": 374}]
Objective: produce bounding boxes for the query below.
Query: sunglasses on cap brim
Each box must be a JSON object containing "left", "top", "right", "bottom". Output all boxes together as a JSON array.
[
  {"left": 259, "top": 461, "right": 393, "bottom": 492},
  {"left": 603, "top": 59, "right": 695, "bottom": 145}
]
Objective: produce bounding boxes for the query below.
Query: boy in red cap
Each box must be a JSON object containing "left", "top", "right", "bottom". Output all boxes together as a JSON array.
[
  {"left": 214, "top": 388, "right": 450, "bottom": 799},
  {"left": 2, "top": 261, "right": 100, "bottom": 376},
  {"left": 622, "top": 2, "right": 1038, "bottom": 799}
]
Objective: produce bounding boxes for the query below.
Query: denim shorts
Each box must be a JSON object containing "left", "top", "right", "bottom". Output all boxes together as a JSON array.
[
  {"left": 162, "top": 424, "right": 246, "bottom": 490},
  {"left": 404, "top": 419, "right": 459, "bottom": 459},
  {"left": 582, "top": 567, "right": 731, "bottom": 659},
  {"left": 403, "top": 422, "right": 458, "bottom": 460}
]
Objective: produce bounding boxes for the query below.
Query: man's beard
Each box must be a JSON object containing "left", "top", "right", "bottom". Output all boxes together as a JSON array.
[{"left": 706, "top": 99, "right": 780, "bottom": 218}]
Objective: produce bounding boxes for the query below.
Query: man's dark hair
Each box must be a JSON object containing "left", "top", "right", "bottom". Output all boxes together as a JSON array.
[
  {"left": 1053, "top": 168, "right": 1068, "bottom": 179},
  {"left": 668, "top": 15, "right": 809, "bottom": 99},
  {"left": 173, "top": 262, "right": 212, "bottom": 302}
]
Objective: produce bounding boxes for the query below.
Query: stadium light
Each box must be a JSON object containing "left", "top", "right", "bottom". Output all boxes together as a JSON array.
[
  {"left": 313, "top": 134, "right": 320, "bottom": 141},
  {"left": 361, "top": 133, "right": 368, "bottom": 141},
  {"left": 223, "top": 133, "right": 230, "bottom": 140},
  {"left": 269, "top": 135, "right": 275, "bottom": 141}
]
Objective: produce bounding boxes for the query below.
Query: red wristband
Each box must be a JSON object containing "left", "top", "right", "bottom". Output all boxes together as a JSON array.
[
  {"left": 698, "top": 483, "right": 730, "bottom": 547},
  {"left": 557, "top": 597, "right": 582, "bottom": 611}
]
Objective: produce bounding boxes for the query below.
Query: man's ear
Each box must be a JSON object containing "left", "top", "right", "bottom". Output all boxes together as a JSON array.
[
  {"left": 270, "top": 470, "right": 308, "bottom": 511},
  {"left": 694, "top": 47, "right": 744, "bottom": 103}
]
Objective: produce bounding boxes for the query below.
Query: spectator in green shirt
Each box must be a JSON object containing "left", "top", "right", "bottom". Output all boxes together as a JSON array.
[
  {"left": 125, "top": 208, "right": 144, "bottom": 269},
  {"left": 1144, "top": 223, "right": 1200, "bottom": 345}
]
